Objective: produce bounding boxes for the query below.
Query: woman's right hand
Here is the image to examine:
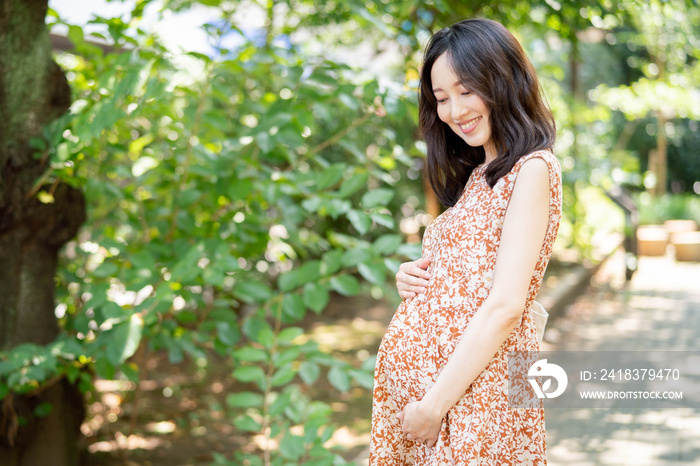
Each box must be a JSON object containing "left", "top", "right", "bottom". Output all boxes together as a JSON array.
[{"left": 396, "top": 257, "right": 431, "bottom": 299}]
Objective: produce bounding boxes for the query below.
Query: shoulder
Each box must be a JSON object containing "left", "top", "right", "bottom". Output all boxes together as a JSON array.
[
  {"left": 513, "top": 150, "right": 560, "bottom": 181},
  {"left": 517, "top": 149, "right": 558, "bottom": 168}
]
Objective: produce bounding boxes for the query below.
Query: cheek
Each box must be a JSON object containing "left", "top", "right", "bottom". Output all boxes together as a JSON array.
[{"left": 436, "top": 105, "right": 450, "bottom": 124}]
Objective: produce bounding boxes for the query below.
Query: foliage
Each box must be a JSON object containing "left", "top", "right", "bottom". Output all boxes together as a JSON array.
[
  {"left": 2, "top": 2, "right": 422, "bottom": 462},
  {"left": 637, "top": 193, "right": 700, "bottom": 225}
]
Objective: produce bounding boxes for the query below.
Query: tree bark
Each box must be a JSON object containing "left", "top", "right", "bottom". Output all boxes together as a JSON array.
[{"left": 0, "top": 1, "right": 86, "bottom": 464}]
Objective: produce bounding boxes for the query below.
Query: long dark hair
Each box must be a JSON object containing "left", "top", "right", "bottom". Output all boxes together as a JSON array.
[{"left": 419, "top": 18, "right": 556, "bottom": 207}]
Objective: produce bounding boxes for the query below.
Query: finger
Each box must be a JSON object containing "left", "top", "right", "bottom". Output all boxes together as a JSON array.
[
  {"left": 398, "top": 271, "right": 430, "bottom": 287},
  {"left": 399, "top": 260, "right": 430, "bottom": 280},
  {"left": 408, "top": 266, "right": 431, "bottom": 281},
  {"left": 396, "top": 282, "right": 428, "bottom": 293},
  {"left": 398, "top": 291, "right": 416, "bottom": 299},
  {"left": 415, "top": 257, "right": 431, "bottom": 270},
  {"left": 426, "top": 438, "right": 437, "bottom": 448},
  {"left": 412, "top": 268, "right": 431, "bottom": 280}
]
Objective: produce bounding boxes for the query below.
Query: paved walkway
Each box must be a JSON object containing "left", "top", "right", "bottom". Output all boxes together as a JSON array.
[{"left": 544, "top": 252, "right": 700, "bottom": 465}]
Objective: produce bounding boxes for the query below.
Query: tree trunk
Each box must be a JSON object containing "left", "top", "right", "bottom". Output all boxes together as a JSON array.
[{"left": 0, "top": 1, "right": 86, "bottom": 464}]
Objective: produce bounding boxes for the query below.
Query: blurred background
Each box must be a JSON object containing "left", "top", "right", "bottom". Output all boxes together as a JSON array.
[{"left": 1, "top": 0, "right": 699, "bottom": 464}]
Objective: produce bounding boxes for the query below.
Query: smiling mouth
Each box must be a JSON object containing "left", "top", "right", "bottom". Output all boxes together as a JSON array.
[{"left": 459, "top": 116, "right": 482, "bottom": 132}]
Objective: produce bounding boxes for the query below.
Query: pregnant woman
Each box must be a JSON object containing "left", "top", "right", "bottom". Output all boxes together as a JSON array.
[{"left": 370, "top": 18, "right": 562, "bottom": 465}]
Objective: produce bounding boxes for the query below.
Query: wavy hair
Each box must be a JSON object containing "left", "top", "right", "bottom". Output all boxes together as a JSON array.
[{"left": 419, "top": 18, "right": 556, "bottom": 207}]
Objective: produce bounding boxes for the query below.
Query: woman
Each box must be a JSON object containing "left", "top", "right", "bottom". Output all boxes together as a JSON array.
[{"left": 370, "top": 18, "right": 561, "bottom": 464}]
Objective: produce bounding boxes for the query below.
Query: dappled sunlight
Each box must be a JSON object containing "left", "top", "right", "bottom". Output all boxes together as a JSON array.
[
  {"left": 308, "top": 317, "right": 387, "bottom": 353},
  {"left": 145, "top": 421, "right": 176, "bottom": 434},
  {"left": 326, "top": 425, "right": 372, "bottom": 450},
  {"left": 87, "top": 432, "right": 168, "bottom": 453}
]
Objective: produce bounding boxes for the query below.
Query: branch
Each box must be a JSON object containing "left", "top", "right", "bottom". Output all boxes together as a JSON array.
[{"left": 306, "top": 112, "right": 373, "bottom": 159}]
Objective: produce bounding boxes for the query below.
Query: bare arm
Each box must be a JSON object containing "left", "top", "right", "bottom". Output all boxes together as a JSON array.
[{"left": 399, "top": 157, "right": 551, "bottom": 444}]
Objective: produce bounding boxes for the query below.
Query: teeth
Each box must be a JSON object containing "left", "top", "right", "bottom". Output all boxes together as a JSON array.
[{"left": 460, "top": 116, "right": 481, "bottom": 130}]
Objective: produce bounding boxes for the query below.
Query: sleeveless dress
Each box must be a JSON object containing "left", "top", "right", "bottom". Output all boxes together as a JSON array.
[{"left": 370, "top": 150, "right": 562, "bottom": 465}]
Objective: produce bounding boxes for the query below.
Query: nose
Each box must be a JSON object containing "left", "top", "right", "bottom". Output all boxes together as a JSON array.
[{"left": 450, "top": 99, "right": 465, "bottom": 121}]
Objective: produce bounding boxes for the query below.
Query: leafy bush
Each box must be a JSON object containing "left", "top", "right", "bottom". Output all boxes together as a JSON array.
[{"left": 1, "top": 10, "right": 422, "bottom": 464}]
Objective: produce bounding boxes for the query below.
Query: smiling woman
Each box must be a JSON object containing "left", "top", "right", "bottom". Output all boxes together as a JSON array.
[
  {"left": 371, "top": 18, "right": 561, "bottom": 465},
  {"left": 431, "top": 55, "right": 495, "bottom": 162}
]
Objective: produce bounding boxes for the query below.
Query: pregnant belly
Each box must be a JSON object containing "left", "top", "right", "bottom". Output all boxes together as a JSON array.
[{"left": 376, "top": 300, "right": 440, "bottom": 409}]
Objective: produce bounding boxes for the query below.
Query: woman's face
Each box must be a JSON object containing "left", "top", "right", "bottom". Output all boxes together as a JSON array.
[{"left": 430, "top": 53, "right": 496, "bottom": 161}]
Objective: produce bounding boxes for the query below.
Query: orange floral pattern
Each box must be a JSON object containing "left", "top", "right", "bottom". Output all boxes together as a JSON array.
[{"left": 370, "top": 150, "right": 562, "bottom": 465}]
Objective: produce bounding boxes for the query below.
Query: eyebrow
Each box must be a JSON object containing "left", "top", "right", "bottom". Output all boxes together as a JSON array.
[{"left": 432, "top": 80, "right": 464, "bottom": 93}]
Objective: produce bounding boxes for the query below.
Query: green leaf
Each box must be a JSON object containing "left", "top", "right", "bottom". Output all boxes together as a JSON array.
[
  {"left": 361, "top": 354, "right": 377, "bottom": 372},
  {"left": 338, "top": 93, "right": 360, "bottom": 111},
  {"left": 93, "top": 261, "right": 118, "bottom": 278},
  {"left": 94, "top": 358, "right": 115, "bottom": 380},
  {"left": 361, "top": 188, "right": 394, "bottom": 208},
  {"left": 121, "top": 363, "right": 139, "bottom": 383},
  {"left": 175, "top": 310, "right": 196, "bottom": 324},
  {"left": 234, "top": 281, "right": 273, "bottom": 303},
  {"left": 207, "top": 308, "right": 237, "bottom": 325},
  {"left": 67, "top": 24, "right": 84, "bottom": 46},
  {"left": 176, "top": 189, "right": 202, "bottom": 207},
  {"left": 278, "top": 327, "right": 303, "bottom": 343},
  {"left": 216, "top": 322, "right": 241, "bottom": 346},
  {"left": 278, "top": 261, "right": 321, "bottom": 291},
  {"left": 233, "top": 414, "right": 262, "bottom": 432},
  {"left": 301, "top": 196, "right": 321, "bottom": 213},
  {"left": 329, "top": 275, "right": 360, "bottom": 296},
  {"left": 328, "top": 366, "right": 351, "bottom": 392},
  {"left": 130, "top": 250, "right": 156, "bottom": 270},
  {"left": 242, "top": 314, "right": 272, "bottom": 341},
  {"left": 282, "top": 294, "right": 306, "bottom": 321},
  {"left": 256, "top": 131, "right": 273, "bottom": 153},
  {"left": 233, "top": 365, "right": 266, "bottom": 387},
  {"left": 349, "top": 369, "right": 375, "bottom": 390},
  {"left": 302, "top": 282, "right": 329, "bottom": 314},
  {"left": 397, "top": 243, "right": 423, "bottom": 260},
  {"left": 234, "top": 346, "right": 268, "bottom": 363},
  {"left": 322, "top": 198, "right": 351, "bottom": 219},
  {"left": 279, "top": 432, "right": 306, "bottom": 460},
  {"left": 370, "top": 212, "right": 395, "bottom": 229},
  {"left": 338, "top": 171, "right": 369, "bottom": 197},
  {"left": 299, "top": 361, "right": 320, "bottom": 385},
  {"left": 347, "top": 209, "right": 371, "bottom": 235},
  {"left": 257, "top": 326, "right": 276, "bottom": 349},
  {"left": 273, "top": 346, "right": 301, "bottom": 367},
  {"left": 317, "top": 164, "right": 346, "bottom": 190},
  {"left": 384, "top": 258, "right": 402, "bottom": 274},
  {"left": 227, "top": 391, "right": 263, "bottom": 409},
  {"left": 270, "top": 363, "right": 296, "bottom": 387},
  {"left": 372, "top": 234, "right": 403, "bottom": 255},
  {"left": 321, "top": 249, "right": 343, "bottom": 276},
  {"left": 229, "top": 178, "right": 253, "bottom": 200},
  {"left": 340, "top": 248, "right": 371, "bottom": 267},
  {"left": 34, "top": 401, "right": 53, "bottom": 418},
  {"left": 268, "top": 391, "right": 291, "bottom": 417},
  {"left": 357, "top": 262, "right": 386, "bottom": 285},
  {"left": 106, "top": 314, "right": 143, "bottom": 365}
]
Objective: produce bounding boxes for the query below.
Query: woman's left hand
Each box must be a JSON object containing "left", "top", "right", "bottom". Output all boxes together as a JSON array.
[{"left": 396, "top": 399, "right": 443, "bottom": 447}]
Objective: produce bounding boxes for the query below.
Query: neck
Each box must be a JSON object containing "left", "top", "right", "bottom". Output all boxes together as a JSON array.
[{"left": 483, "top": 141, "right": 497, "bottom": 164}]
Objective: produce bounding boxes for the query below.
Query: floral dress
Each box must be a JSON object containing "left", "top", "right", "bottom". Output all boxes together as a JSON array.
[{"left": 370, "top": 150, "right": 562, "bottom": 465}]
